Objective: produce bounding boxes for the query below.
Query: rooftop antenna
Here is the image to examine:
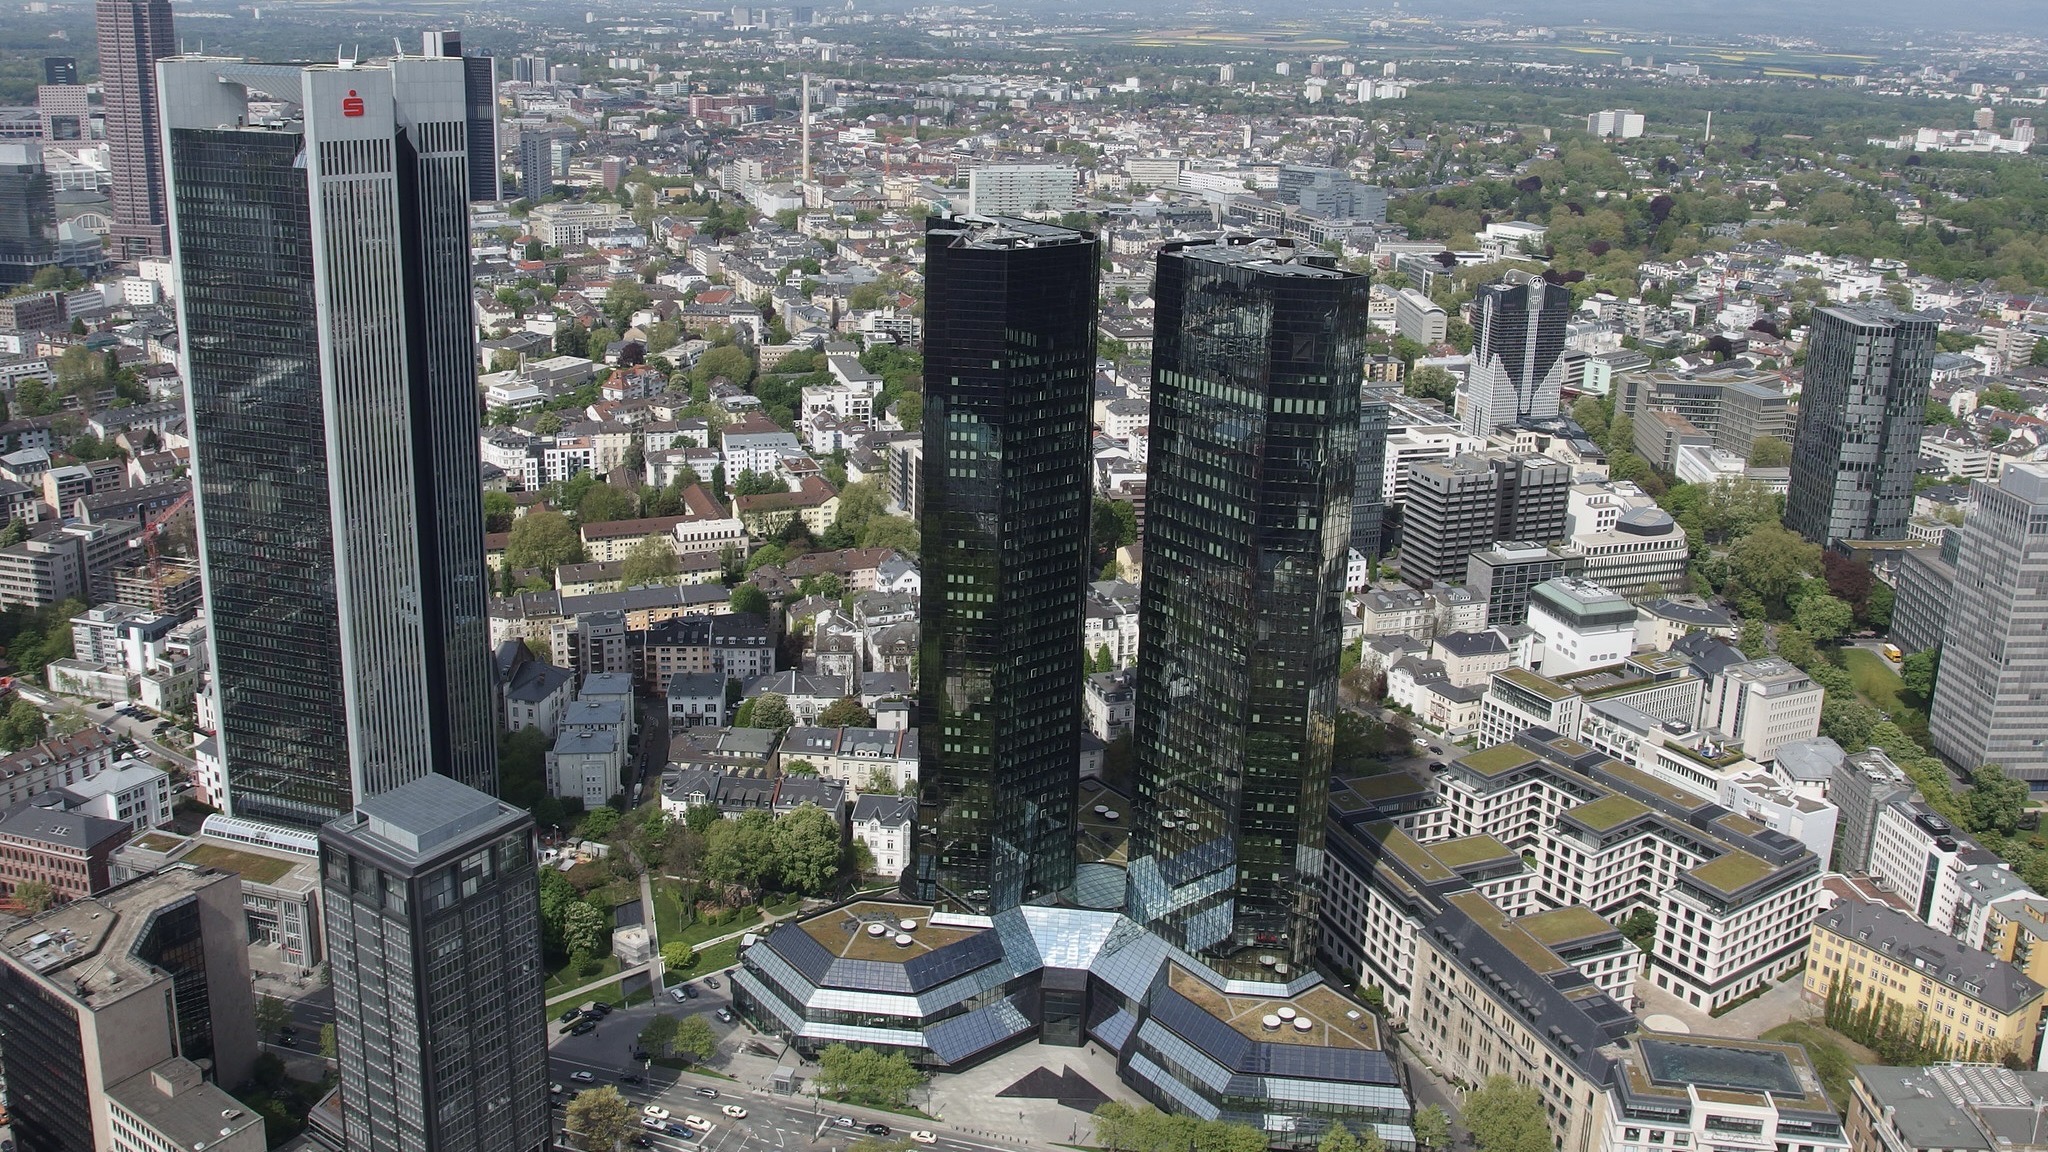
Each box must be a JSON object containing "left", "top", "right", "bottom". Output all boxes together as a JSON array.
[{"left": 393, "top": 37, "right": 404, "bottom": 59}]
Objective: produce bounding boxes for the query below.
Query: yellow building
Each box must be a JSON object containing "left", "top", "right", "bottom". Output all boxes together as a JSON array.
[{"left": 1804, "top": 899, "right": 2046, "bottom": 1064}]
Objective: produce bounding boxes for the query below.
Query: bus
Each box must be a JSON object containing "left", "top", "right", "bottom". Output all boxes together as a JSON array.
[{"left": 1883, "top": 643, "right": 1902, "bottom": 663}]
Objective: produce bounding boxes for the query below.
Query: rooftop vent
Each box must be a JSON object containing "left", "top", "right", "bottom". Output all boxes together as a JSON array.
[{"left": 1261, "top": 1015, "right": 1282, "bottom": 1031}]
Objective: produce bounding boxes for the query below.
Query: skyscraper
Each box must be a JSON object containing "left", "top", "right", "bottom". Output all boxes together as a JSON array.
[
  {"left": 1461, "top": 275, "right": 1570, "bottom": 436},
  {"left": 97, "top": 0, "right": 174, "bottom": 258},
  {"left": 43, "top": 56, "right": 78, "bottom": 86},
  {"left": 1127, "top": 237, "right": 1366, "bottom": 978},
  {"left": 0, "top": 143, "right": 59, "bottom": 288},
  {"left": 912, "top": 215, "right": 1097, "bottom": 914},
  {"left": 1785, "top": 304, "right": 1936, "bottom": 546},
  {"left": 160, "top": 57, "right": 497, "bottom": 827},
  {"left": 518, "top": 127, "right": 555, "bottom": 199},
  {"left": 423, "top": 30, "right": 502, "bottom": 202},
  {"left": 1352, "top": 386, "right": 1391, "bottom": 565},
  {"left": 1928, "top": 464, "right": 2048, "bottom": 787},
  {"left": 320, "top": 774, "right": 550, "bottom": 1152}
]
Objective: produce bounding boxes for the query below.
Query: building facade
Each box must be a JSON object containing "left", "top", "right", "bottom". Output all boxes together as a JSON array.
[
  {"left": 161, "top": 57, "right": 498, "bottom": 826},
  {"left": 1785, "top": 306, "right": 1937, "bottom": 545},
  {"left": 1127, "top": 236, "right": 1366, "bottom": 978},
  {"left": 97, "top": 0, "right": 175, "bottom": 257},
  {"left": 1461, "top": 277, "right": 1570, "bottom": 436},
  {"left": 320, "top": 774, "right": 550, "bottom": 1152},
  {"left": 1400, "top": 452, "right": 1570, "bottom": 588},
  {"left": 1929, "top": 465, "right": 2048, "bottom": 787},
  {"left": 913, "top": 216, "right": 1097, "bottom": 913}
]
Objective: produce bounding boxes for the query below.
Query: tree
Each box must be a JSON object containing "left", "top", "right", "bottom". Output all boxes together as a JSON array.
[
  {"left": 620, "top": 536, "right": 680, "bottom": 586},
  {"left": 638, "top": 1014, "right": 681, "bottom": 1058},
  {"left": 693, "top": 344, "right": 755, "bottom": 388},
  {"left": 0, "top": 699, "right": 48, "bottom": 752},
  {"left": 817, "top": 697, "right": 874, "bottom": 728},
  {"left": 1725, "top": 522, "right": 1821, "bottom": 615},
  {"left": 580, "top": 806, "right": 622, "bottom": 840},
  {"left": 566, "top": 1086, "right": 634, "bottom": 1149},
  {"left": 1748, "top": 436, "right": 1792, "bottom": 467},
  {"left": 730, "top": 583, "right": 771, "bottom": 617},
  {"left": 1464, "top": 1077, "right": 1554, "bottom": 1152},
  {"left": 0, "top": 517, "right": 26, "bottom": 547},
  {"left": 817, "top": 1044, "right": 927, "bottom": 1109},
  {"left": 578, "top": 482, "right": 638, "bottom": 524},
  {"left": 504, "top": 509, "right": 583, "bottom": 574},
  {"left": 256, "top": 994, "right": 292, "bottom": 1037},
  {"left": 672, "top": 1014, "right": 719, "bottom": 1064},
  {"left": 774, "top": 803, "right": 843, "bottom": 895},
  {"left": 10, "top": 879, "right": 53, "bottom": 914},
  {"left": 1901, "top": 649, "right": 1939, "bottom": 699},
  {"left": 661, "top": 941, "right": 698, "bottom": 969},
  {"left": 1407, "top": 365, "right": 1458, "bottom": 405},
  {"left": 702, "top": 809, "right": 779, "bottom": 889},
  {"left": 744, "top": 692, "right": 794, "bottom": 730},
  {"left": 562, "top": 901, "right": 608, "bottom": 956},
  {"left": 1793, "top": 594, "right": 1856, "bottom": 642},
  {"left": 319, "top": 1022, "right": 337, "bottom": 1059},
  {"left": 482, "top": 490, "right": 516, "bottom": 533},
  {"left": 1967, "top": 764, "right": 2030, "bottom": 837},
  {"left": 1412, "top": 1105, "right": 1451, "bottom": 1151}
]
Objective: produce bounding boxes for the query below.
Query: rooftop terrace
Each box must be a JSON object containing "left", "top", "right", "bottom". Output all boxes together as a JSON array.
[
  {"left": 1166, "top": 964, "right": 1379, "bottom": 1050},
  {"left": 799, "top": 901, "right": 983, "bottom": 963}
]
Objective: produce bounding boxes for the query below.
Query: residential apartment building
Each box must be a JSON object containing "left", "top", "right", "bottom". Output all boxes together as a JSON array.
[
  {"left": 1805, "top": 900, "right": 2045, "bottom": 1064},
  {"left": 640, "top": 611, "right": 777, "bottom": 693},
  {"left": 1833, "top": 749, "right": 1916, "bottom": 875},
  {"left": 1869, "top": 799, "right": 1974, "bottom": 933},
  {"left": 778, "top": 726, "right": 920, "bottom": 794},
  {"left": 963, "top": 163, "right": 1076, "bottom": 216},
  {"left": 849, "top": 794, "right": 915, "bottom": 879},
  {"left": 0, "top": 796, "right": 133, "bottom": 901},
  {"left": 0, "top": 727, "right": 120, "bottom": 809}
]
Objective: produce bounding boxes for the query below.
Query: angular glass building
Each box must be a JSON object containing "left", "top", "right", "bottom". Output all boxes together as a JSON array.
[
  {"left": 913, "top": 216, "right": 1098, "bottom": 914},
  {"left": 160, "top": 57, "right": 497, "bottom": 826},
  {"left": 1784, "top": 304, "right": 1937, "bottom": 546},
  {"left": 1461, "top": 275, "right": 1570, "bottom": 436},
  {"left": 1127, "top": 237, "right": 1368, "bottom": 979}
]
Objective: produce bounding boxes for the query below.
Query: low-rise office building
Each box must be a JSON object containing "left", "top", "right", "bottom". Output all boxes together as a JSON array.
[{"left": 1848, "top": 1064, "right": 2048, "bottom": 1152}]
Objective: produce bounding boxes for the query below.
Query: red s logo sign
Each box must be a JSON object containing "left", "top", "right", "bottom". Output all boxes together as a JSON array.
[{"left": 342, "top": 89, "right": 364, "bottom": 117}]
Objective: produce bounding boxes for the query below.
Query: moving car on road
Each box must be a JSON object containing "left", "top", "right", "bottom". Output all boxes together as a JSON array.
[
  {"left": 570, "top": 1071, "right": 595, "bottom": 1083},
  {"left": 911, "top": 1133, "right": 937, "bottom": 1145},
  {"left": 721, "top": 1106, "right": 747, "bottom": 1119}
]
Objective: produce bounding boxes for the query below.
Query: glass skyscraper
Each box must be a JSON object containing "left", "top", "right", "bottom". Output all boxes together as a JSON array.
[
  {"left": 1461, "top": 274, "right": 1570, "bottom": 436},
  {"left": 1785, "top": 303, "right": 1937, "bottom": 546},
  {"left": 161, "top": 57, "right": 497, "bottom": 826},
  {"left": 913, "top": 216, "right": 1098, "bottom": 914},
  {"left": 97, "top": 0, "right": 174, "bottom": 258},
  {"left": 1127, "top": 237, "right": 1367, "bottom": 979}
]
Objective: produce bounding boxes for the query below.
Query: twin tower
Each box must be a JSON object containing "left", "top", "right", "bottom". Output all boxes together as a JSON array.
[{"left": 914, "top": 217, "right": 1370, "bottom": 979}]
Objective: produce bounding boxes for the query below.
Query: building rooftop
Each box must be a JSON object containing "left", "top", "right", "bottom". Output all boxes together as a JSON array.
[
  {"left": 797, "top": 901, "right": 981, "bottom": 963},
  {"left": 1165, "top": 963, "right": 1377, "bottom": 1049},
  {"left": 1618, "top": 1032, "right": 1833, "bottom": 1116},
  {"left": 344, "top": 773, "right": 523, "bottom": 861},
  {"left": 0, "top": 864, "right": 225, "bottom": 1006},
  {"left": 1517, "top": 905, "right": 1617, "bottom": 950},
  {"left": 1853, "top": 1064, "right": 2048, "bottom": 1152},
  {"left": 106, "top": 1058, "right": 266, "bottom": 1150},
  {"left": 1685, "top": 848, "right": 1777, "bottom": 894},
  {"left": 1459, "top": 743, "right": 1548, "bottom": 778},
  {"left": 1426, "top": 833, "right": 1519, "bottom": 870},
  {"left": 1816, "top": 901, "right": 2045, "bottom": 1014},
  {"left": 179, "top": 840, "right": 300, "bottom": 886},
  {"left": 1569, "top": 793, "right": 1652, "bottom": 833}
]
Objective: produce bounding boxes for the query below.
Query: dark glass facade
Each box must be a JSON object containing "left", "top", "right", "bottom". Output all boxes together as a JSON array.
[
  {"left": 321, "top": 777, "right": 550, "bottom": 1152},
  {"left": 1352, "top": 390, "right": 1389, "bottom": 565},
  {"left": 1785, "top": 304, "right": 1937, "bottom": 546},
  {"left": 0, "top": 145, "right": 58, "bottom": 289},
  {"left": 1127, "top": 237, "right": 1367, "bottom": 978},
  {"left": 913, "top": 216, "right": 1098, "bottom": 914},
  {"left": 1464, "top": 278, "right": 1569, "bottom": 435},
  {"left": 0, "top": 962, "right": 90, "bottom": 1152},
  {"left": 461, "top": 56, "right": 501, "bottom": 202},
  {"left": 165, "top": 61, "right": 499, "bottom": 825},
  {"left": 135, "top": 896, "right": 215, "bottom": 1066},
  {"left": 168, "top": 125, "right": 351, "bottom": 826}
]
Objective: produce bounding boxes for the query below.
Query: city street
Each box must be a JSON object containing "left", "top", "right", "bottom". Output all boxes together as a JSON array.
[{"left": 16, "top": 684, "right": 196, "bottom": 771}]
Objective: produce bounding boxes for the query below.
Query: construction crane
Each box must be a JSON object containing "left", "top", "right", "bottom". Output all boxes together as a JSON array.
[{"left": 138, "top": 490, "right": 193, "bottom": 585}]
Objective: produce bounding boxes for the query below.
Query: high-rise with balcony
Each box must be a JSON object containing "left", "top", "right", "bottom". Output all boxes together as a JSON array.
[
  {"left": 97, "top": 0, "right": 174, "bottom": 257},
  {"left": 1461, "top": 275, "right": 1571, "bottom": 436},
  {"left": 160, "top": 57, "right": 497, "bottom": 826},
  {"left": 320, "top": 773, "right": 550, "bottom": 1152},
  {"left": 1127, "top": 236, "right": 1366, "bottom": 978},
  {"left": 912, "top": 216, "right": 1097, "bottom": 914},
  {"left": 1785, "top": 305, "right": 1936, "bottom": 545},
  {"left": 1929, "top": 464, "right": 2048, "bottom": 788}
]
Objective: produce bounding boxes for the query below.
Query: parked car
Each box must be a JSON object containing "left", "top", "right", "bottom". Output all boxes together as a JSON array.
[
  {"left": 641, "top": 1117, "right": 668, "bottom": 1131},
  {"left": 683, "top": 1116, "right": 712, "bottom": 1133},
  {"left": 559, "top": 1008, "right": 581, "bottom": 1023},
  {"left": 643, "top": 1106, "right": 670, "bottom": 1121},
  {"left": 570, "top": 1020, "right": 596, "bottom": 1036},
  {"left": 665, "top": 1124, "right": 696, "bottom": 1140},
  {"left": 715, "top": 1008, "right": 735, "bottom": 1023},
  {"left": 589, "top": 1002, "right": 614, "bottom": 1017},
  {"left": 548, "top": 1083, "right": 564, "bottom": 1096},
  {"left": 668, "top": 986, "right": 689, "bottom": 1003},
  {"left": 703, "top": 976, "right": 720, "bottom": 990}
]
